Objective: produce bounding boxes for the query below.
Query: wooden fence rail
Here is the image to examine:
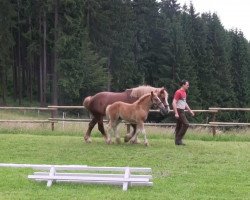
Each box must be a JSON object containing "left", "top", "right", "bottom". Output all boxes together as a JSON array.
[
  {"left": 0, "top": 107, "right": 53, "bottom": 110},
  {"left": 208, "top": 107, "right": 250, "bottom": 135},
  {"left": 209, "top": 107, "right": 250, "bottom": 111},
  {"left": 1, "top": 106, "right": 249, "bottom": 135}
]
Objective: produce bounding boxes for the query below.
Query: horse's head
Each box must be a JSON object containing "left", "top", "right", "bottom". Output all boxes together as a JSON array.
[
  {"left": 151, "top": 91, "right": 166, "bottom": 114},
  {"left": 157, "top": 88, "right": 170, "bottom": 115}
]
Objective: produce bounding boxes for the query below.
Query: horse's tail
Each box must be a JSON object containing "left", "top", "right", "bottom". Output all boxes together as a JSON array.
[{"left": 83, "top": 96, "right": 92, "bottom": 110}]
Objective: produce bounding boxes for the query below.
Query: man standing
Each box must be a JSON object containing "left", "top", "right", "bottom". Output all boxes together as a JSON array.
[{"left": 172, "top": 80, "right": 195, "bottom": 145}]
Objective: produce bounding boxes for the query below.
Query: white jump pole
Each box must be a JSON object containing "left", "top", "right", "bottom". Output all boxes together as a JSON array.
[{"left": 0, "top": 163, "right": 87, "bottom": 170}]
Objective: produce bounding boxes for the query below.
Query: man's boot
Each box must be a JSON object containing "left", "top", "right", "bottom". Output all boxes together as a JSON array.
[
  {"left": 175, "top": 131, "right": 184, "bottom": 145},
  {"left": 176, "top": 123, "right": 189, "bottom": 145}
]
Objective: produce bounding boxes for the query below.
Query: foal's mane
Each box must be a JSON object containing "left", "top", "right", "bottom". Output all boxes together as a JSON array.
[
  {"left": 136, "top": 92, "right": 152, "bottom": 104},
  {"left": 130, "top": 85, "right": 162, "bottom": 98}
]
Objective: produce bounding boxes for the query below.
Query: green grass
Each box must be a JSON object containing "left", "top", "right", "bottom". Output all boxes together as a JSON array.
[
  {"left": 0, "top": 110, "right": 50, "bottom": 120},
  {"left": 0, "top": 128, "right": 250, "bottom": 200}
]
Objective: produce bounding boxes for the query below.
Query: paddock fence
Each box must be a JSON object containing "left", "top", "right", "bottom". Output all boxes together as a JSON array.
[{"left": 0, "top": 106, "right": 249, "bottom": 135}]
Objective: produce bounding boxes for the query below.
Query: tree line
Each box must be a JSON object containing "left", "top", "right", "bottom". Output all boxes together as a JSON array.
[{"left": 0, "top": 0, "right": 249, "bottom": 120}]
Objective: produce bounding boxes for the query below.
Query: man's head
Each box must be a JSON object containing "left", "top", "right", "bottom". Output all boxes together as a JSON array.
[{"left": 180, "top": 79, "right": 189, "bottom": 91}]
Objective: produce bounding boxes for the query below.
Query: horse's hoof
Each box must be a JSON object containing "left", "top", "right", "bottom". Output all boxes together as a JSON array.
[
  {"left": 129, "top": 139, "right": 137, "bottom": 144},
  {"left": 116, "top": 138, "right": 121, "bottom": 144},
  {"left": 124, "top": 135, "right": 132, "bottom": 143},
  {"left": 84, "top": 137, "right": 92, "bottom": 143},
  {"left": 144, "top": 142, "right": 149, "bottom": 147},
  {"left": 129, "top": 138, "right": 140, "bottom": 144},
  {"left": 135, "top": 139, "right": 141, "bottom": 144},
  {"left": 105, "top": 139, "right": 112, "bottom": 144}
]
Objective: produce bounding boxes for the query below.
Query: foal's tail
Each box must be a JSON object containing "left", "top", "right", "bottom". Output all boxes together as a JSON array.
[{"left": 83, "top": 96, "right": 92, "bottom": 110}]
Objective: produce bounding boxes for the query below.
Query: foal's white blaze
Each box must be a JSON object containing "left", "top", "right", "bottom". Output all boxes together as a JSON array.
[{"left": 163, "top": 91, "right": 170, "bottom": 106}]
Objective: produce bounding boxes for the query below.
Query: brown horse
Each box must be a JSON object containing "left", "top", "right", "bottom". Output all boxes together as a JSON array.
[
  {"left": 106, "top": 92, "right": 165, "bottom": 146},
  {"left": 83, "top": 85, "right": 170, "bottom": 143}
]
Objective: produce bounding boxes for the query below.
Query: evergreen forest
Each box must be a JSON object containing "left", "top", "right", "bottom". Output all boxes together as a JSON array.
[{"left": 0, "top": 0, "right": 249, "bottom": 115}]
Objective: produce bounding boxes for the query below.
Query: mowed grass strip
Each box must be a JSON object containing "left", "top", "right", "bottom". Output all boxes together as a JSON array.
[{"left": 0, "top": 130, "right": 250, "bottom": 200}]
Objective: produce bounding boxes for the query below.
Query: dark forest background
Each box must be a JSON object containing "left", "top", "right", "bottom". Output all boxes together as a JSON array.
[{"left": 0, "top": 0, "right": 249, "bottom": 121}]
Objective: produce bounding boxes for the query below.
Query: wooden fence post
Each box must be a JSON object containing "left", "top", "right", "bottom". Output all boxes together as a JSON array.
[
  {"left": 211, "top": 112, "right": 216, "bottom": 136},
  {"left": 51, "top": 109, "right": 56, "bottom": 131}
]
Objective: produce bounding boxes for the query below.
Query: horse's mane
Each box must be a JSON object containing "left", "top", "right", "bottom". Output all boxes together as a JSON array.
[
  {"left": 136, "top": 93, "right": 152, "bottom": 104},
  {"left": 130, "top": 85, "right": 162, "bottom": 98}
]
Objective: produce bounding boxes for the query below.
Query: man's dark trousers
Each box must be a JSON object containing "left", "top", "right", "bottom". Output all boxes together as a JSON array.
[{"left": 175, "top": 109, "right": 189, "bottom": 145}]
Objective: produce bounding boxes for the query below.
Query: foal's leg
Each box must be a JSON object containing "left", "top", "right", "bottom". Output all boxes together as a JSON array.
[
  {"left": 131, "top": 124, "right": 141, "bottom": 143},
  {"left": 141, "top": 124, "right": 149, "bottom": 146},
  {"left": 114, "top": 119, "right": 122, "bottom": 144},
  {"left": 84, "top": 118, "right": 98, "bottom": 143},
  {"left": 124, "top": 124, "right": 137, "bottom": 143},
  {"left": 129, "top": 123, "right": 147, "bottom": 146},
  {"left": 106, "top": 118, "right": 121, "bottom": 144},
  {"left": 105, "top": 120, "right": 113, "bottom": 144},
  {"left": 129, "top": 126, "right": 141, "bottom": 144}
]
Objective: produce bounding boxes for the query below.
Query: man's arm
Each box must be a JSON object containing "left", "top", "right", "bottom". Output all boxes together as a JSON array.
[
  {"left": 172, "top": 99, "right": 179, "bottom": 118},
  {"left": 185, "top": 103, "right": 195, "bottom": 116}
]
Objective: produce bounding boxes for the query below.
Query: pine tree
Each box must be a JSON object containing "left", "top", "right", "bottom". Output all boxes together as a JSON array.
[
  {"left": 157, "top": 0, "right": 182, "bottom": 93},
  {"left": 201, "top": 13, "right": 235, "bottom": 110},
  {"left": 56, "top": 0, "right": 108, "bottom": 104},
  {"left": 229, "top": 30, "right": 249, "bottom": 112},
  {"left": 132, "top": 0, "right": 159, "bottom": 85},
  {"left": 179, "top": 3, "right": 201, "bottom": 107},
  {"left": 157, "top": 0, "right": 200, "bottom": 108},
  {"left": 0, "top": 0, "right": 15, "bottom": 104},
  {"left": 104, "top": 0, "right": 141, "bottom": 91}
]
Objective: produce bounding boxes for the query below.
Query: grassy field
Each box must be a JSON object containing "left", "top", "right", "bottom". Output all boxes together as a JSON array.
[
  {"left": 0, "top": 125, "right": 250, "bottom": 200},
  {"left": 0, "top": 110, "right": 250, "bottom": 199}
]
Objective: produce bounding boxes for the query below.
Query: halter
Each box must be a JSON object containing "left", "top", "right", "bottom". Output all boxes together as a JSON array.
[
  {"left": 159, "top": 90, "right": 169, "bottom": 107},
  {"left": 154, "top": 91, "right": 170, "bottom": 115},
  {"left": 152, "top": 95, "right": 165, "bottom": 109}
]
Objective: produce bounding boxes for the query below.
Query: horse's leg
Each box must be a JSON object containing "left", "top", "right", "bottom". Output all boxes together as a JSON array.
[
  {"left": 106, "top": 118, "right": 121, "bottom": 144},
  {"left": 133, "top": 125, "right": 141, "bottom": 144},
  {"left": 105, "top": 120, "right": 113, "bottom": 144},
  {"left": 129, "top": 123, "right": 146, "bottom": 145},
  {"left": 131, "top": 124, "right": 141, "bottom": 143},
  {"left": 84, "top": 118, "right": 98, "bottom": 143},
  {"left": 141, "top": 124, "right": 149, "bottom": 146},
  {"left": 124, "top": 124, "right": 137, "bottom": 143},
  {"left": 129, "top": 125, "right": 141, "bottom": 144},
  {"left": 129, "top": 129, "right": 140, "bottom": 144},
  {"left": 114, "top": 120, "right": 122, "bottom": 144},
  {"left": 97, "top": 117, "right": 110, "bottom": 144}
]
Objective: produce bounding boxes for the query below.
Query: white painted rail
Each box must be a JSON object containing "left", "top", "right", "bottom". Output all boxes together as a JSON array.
[
  {"left": 0, "top": 163, "right": 152, "bottom": 191},
  {"left": 0, "top": 163, "right": 88, "bottom": 170}
]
